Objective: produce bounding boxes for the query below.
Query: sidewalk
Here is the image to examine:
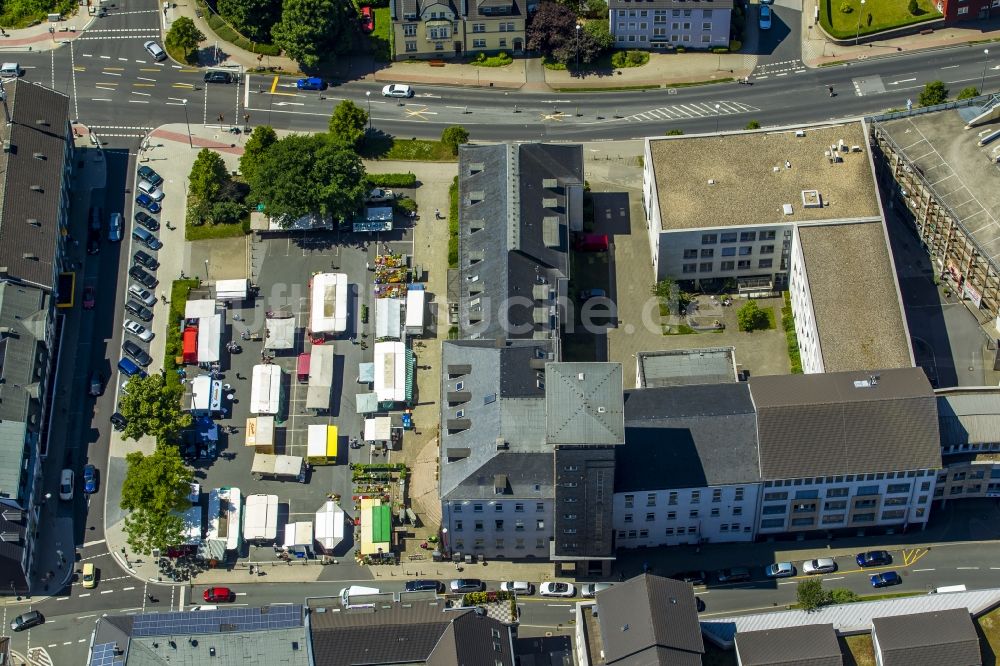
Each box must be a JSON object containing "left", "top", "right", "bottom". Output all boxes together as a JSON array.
[{"left": 0, "top": 6, "right": 92, "bottom": 52}]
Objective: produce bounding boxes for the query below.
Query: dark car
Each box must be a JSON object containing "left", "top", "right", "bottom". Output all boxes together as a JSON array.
[
  {"left": 135, "top": 192, "right": 161, "bottom": 214},
  {"left": 670, "top": 570, "right": 708, "bottom": 586},
  {"left": 405, "top": 579, "right": 444, "bottom": 593},
  {"left": 86, "top": 230, "right": 101, "bottom": 255},
  {"left": 10, "top": 610, "right": 43, "bottom": 632},
  {"left": 133, "top": 250, "right": 160, "bottom": 271},
  {"left": 110, "top": 412, "right": 128, "bottom": 431},
  {"left": 204, "top": 70, "right": 233, "bottom": 84},
  {"left": 122, "top": 340, "right": 152, "bottom": 367},
  {"left": 89, "top": 206, "right": 103, "bottom": 232},
  {"left": 129, "top": 265, "right": 158, "bottom": 289},
  {"left": 82, "top": 285, "right": 96, "bottom": 310},
  {"left": 83, "top": 464, "right": 98, "bottom": 494},
  {"left": 125, "top": 299, "right": 153, "bottom": 323},
  {"left": 137, "top": 165, "right": 163, "bottom": 188},
  {"left": 203, "top": 587, "right": 234, "bottom": 602},
  {"left": 132, "top": 226, "right": 163, "bottom": 251},
  {"left": 870, "top": 571, "right": 902, "bottom": 588},
  {"left": 715, "top": 567, "right": 751, "bottom": 583},
  {"left": 856, "top": 550, "right": 892, "bottom": 568},
  {"left": 449, "top": 579, "right": 484, "bottom": 593},
  {"left": 135, "top": 211, "right": 160, "bottom": 231}
]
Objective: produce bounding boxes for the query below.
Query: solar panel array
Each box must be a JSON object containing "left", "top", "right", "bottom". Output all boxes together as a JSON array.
[
  {"left": 89, "top": 642, "right": 119, "bottom": 666},
  {"left": 131, "top": 605, "right": 303, "bottom": 637}
]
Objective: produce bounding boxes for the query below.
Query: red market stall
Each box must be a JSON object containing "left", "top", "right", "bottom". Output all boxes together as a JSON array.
[{"left": 182, "top": 326, "right": 199, "bottom": 364}]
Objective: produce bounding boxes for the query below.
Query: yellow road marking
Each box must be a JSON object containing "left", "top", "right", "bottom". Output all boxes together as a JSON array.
[
  {"left": 132, "top": 83, "right": 155, "bottom": 87},
  {"left": 73, "top": 66, "right": 86, "bottom": 72},
  {"left": 178, "top": 68, "right": 199, "bottom": 73},
  {"left": 269, "top": 91, "right": 298, "bottom": 97},
  {"left": 172, "top": 83, "right": 195, "bottom": 88},
  {"left": 270, "top": 75, "right": 278, "bottom": 94},
  {"left": 902, "top": 548, "right": 930, "bottom": 566}
]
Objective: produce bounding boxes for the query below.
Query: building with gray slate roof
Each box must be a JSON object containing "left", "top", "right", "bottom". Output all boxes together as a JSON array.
[
  {"left": 871, "top": 608, "right": 981, "bottom": 666},
  {"left": 735, "top": 624, "right": 842, "bottom": 666},
  {"left": 456, "top": 143, "right": 582, "bottom": 342}
]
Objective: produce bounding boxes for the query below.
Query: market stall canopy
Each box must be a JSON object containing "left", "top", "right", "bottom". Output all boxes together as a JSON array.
[
  {"left": 243, "top": 494, "right": 279, "bottom": 542},
  {"left": 283, "top": 521, "right": 314, "bottom": 548},
  {"left": 188, "top": 375, "right": 222, "bottom": 413},
  {"left": 360, "top": 498, "right": 391, "bottom": 556},
  {"left": 310, "top": 273, "right": 348, "bottom": 336},
  {"left": 215, "top": 279, "right": 248, "bottom": 302},
  {"left": 305, "top": 345, "right": 335, "bottom": 411},
  {"left": 358, "top": 362, "right": 374, "bottom": 384},
  {"left": 197, "top": 313, "right": 221, "bottom": 364},
  {"left": 265, "top": 315, "right": 295, "bottom": 350},
  {"left": 356, "top": 392, "right": 378, "bottom": 414},
  {"left": 250, "top": 364, "right": 282, "bottom": 414},
  {"left": 244, "top": 415, "right": 275, "bottom": 452},
  {"left": 374, "top": 341, "right": 407, "bottom": 404},
  {"left": 375, "top": 298, "right": 403, "bottom": 340},
  {"left": 364, "top": 416, "right": 392, "bottom": 442},
  {"left": 314, "top": 500, "right": 345, "bottom": 553},
  {"left": 185, "top": 299, "right": 216, "bottom": 319}
]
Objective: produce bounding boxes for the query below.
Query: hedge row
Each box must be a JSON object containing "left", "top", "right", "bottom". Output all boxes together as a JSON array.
[{"left": 366, "top": 172, "right": 417, "bottom": 188}]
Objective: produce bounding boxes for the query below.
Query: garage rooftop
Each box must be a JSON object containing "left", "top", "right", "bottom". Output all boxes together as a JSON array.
[{"left": 648, "top": 122, "right": 881, "bottom": 230}]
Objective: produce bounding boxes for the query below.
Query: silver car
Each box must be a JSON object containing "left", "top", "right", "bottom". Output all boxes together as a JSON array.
[
  {"left": 123, "top": 319, "right": 154, "bottom": 342},
  {"left": 128, "top": 284, "right": 157, "bottom": 307},
  {"left": 802, "top": 558, "right": 837, "bottom": 575}
]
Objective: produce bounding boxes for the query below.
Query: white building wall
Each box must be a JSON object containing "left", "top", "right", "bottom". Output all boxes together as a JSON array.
[
  {"left": 642, "top": 141, "right": 660, "bottom": 278},
  {"left": 788, "top": 226, "right": 824, "bottom": 374},
  {"left": 442, "top": 498, "right": 553, "bottom": 559},
  {"left": 756, "top": 471, "right": 937, "bottom": 535},
  {"left": 613, "top": 484, "right": 762, "bottom": 547}
]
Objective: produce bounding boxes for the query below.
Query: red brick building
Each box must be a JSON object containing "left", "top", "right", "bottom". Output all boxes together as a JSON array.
[{"left": 938, "top": 0, "right": 997, "bottom": 21}]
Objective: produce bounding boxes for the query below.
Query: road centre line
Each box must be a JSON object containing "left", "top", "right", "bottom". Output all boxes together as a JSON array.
[
  {"left": 270, "top": 76, "right": 279, "bottom": 94},
  {"left": 99, "top": 55, "right": 110, "bottom": 59},
  {"left": 82, "top": 53, "right": 92, "bottom": 57},
  {"left": 102, "top": 72, "right": 122, "bottom": 77},
  {"left": 991, "top": 567, "right": 1000, "bottom": 570},
  {"left": 128, "top": 100, "right": 150, "bottom": 104},
  {"left": 957, "top": 566, "right": 980, "bottom": 570},
  {"left": 912, "top": 568, "right": 935, "bottom": 572},
  {"left": 137, "top": 76, "right": 156, "bottom": 82},
  {"left": 822, "top": 576, "right": 844, "bottom": 581},
  {"left": 123, "top": 586, "right": 135, "bottom": 591}
]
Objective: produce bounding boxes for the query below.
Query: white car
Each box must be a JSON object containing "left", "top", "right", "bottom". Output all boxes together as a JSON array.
[
  {"left": 0, "top": 62, "right": 22, "bottom": 78},
  {"left": 128, "top": 284, "right": 157, "bottom": 308},
  {"left": 123, "top": 319, "right": 154, "bottom": 342},
  {"left": 59, "top": 469, "right": 74, "bottom": 501},
  {"left": 581, "top": 583, "right": 613, "bottom": 598},
  {"left": 539, "top": 582, "right": 575, "bottom": 597},
  {"left": 366, "top": 187, "right": 396, "bottom": 203},
  {"left": 802, "top": 558, "right": 837, "bottom": 575},
  {"left": 382, "top": 84, "right": 414, "bottom": 98},
  {"left": 137, "top": 179, "right": 165, "bottom": 202},
  {"left": 500, "top": 581, "right": 534, "bottom": 595}
]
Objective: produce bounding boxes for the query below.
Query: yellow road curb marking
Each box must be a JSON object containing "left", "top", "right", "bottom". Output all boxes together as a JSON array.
[
  {"left": 270, "top": 75, "right": 278, "bottom": 94},
  {"left": 172, "top": 83, "right": 195, "bottom": 88}
]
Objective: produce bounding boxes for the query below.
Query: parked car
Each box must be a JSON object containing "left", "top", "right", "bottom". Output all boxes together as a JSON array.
[
  {"left": 670, "top": 570, "right": 707, "bottom": 586},
  {"left": 129, "top": 265, "right": 158, "bottom": 289},
  {"left": 125, "top": 299, "right": 153, "bottom": 323},
  {"left": 405, "top": 580, "right": 444, "bottom": 593},
  {"left": 715, "top": 568, "right": 751, "bottom": 583},
  {"left": 449, "top": 579, "right": 484, "bottom": 593},
  {"left": 500, "top": 581, "right": 534, "bottom": 595},
  {"left": 870, "top": 571, "right": 902, "bottom": 588},
  {"left": 118, "top": 357, "right": 146, "bottom": 378},
  {"left": 765, "top": 562, "right": 796, "bottom": 578},
  {"left": 802, "top": 558, "right": 837, "bottom": 575},
  {"left": 759, "top": 4, "right": 771, "bottom": 29},
  {"left": 137, "top": 165, "right": 163, "bottom": 187},
  {"left": 124, "top": 319, "right": 154, "bottom": 342},
  {"left": 82, "top": 562, "right": 97, "bottom": 588},
  {"left": 203, "top": 587, "right": 235, "bottom": 602},
  {"left": 89, "top": 371, "right": 104, "bottom": 397},
  {"left": 366, "top": 187, "right": 396, "bottom": 203},
  {"left": 581, "top": 583, "right": 612, "bottom": 598},
  {"left": 0, "top": 62, "right": 23, "bottom": 79},
  {"left": 297, "top": 77, "right": 326, "bottom": 91},
  {"left": 133, "top": 250, "right": 160, "bottom": 270},
  {"left": 110, "top": 412, "right": 128, "bottom": 431},
  {"left": 108, "top": 212, "right": 123, "bottom": 242},
  {"left": 83, "top": 464, "right": 98, "bottom": 494},
  {"left": 59, "top": 468, "right": 74, "bottom": 501},
  {"left": 89, "top": 205, "right": 103, "bottom": 232},
  {"left": 10, "top": 610, "right": 43, "bottom": 632},
  {"left": 87, "top": 230, "right": 101, "bottom": 255},
  {"left": 123, "top": 340, "right": 152, "bottom": 367},
  {"left": 578, "top": 288, "right": 607, "bottom": 301},
  {"left": 539, "top": 582, "right": 576, "bottom": 597},
  {"left": 82, "top": 285, "right": 96, "bottom": 310},
  {"left": 129, "top": 284, "right": 157, "bottom": 308},
  {"left": 360, "top": 5, "right": 374, "bottom": 32},
  {"left": 135, "top": 193, "right": 161, "bottom": 214},
  {"left": 382, "top": 84, "right": 414, "bottom": 98},
  {"left": 204, "top": 70, "right": 233, "bottom": 84},
  {"left": 137, "top": 178, "right": 165, "bottom": 202},
  {"left": 132, "top": 226, "right": 163, "bottom": 251},
  {"left": 135, "top": 211, "right": 160, "bottom": 231},
  {"left": 856, "top": 551, "right": 892, "bottom": 568}
]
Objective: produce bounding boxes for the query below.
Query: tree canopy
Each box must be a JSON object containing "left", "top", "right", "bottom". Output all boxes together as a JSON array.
[
  {"left": 527, "top": 3, "right": 606, "bottom": 65},
  {"left": 217, "top": 0, "right": 282, "bottom": 43},
  {"left": 918, "top": 80, "right": 948, "bottom": 107},
  {"left": 441, "top": 126, "right": 470, "bottom": 155},
  {"left": 121, "top": 446, "right": 192, "bottom": 555},
  {"left": 117, "top": 374, "right": 192, "bottom": 444},
  {"left": 272, "top": 0, "right": 352, "bottom": 69},
  {"left": 329, "top": 100, "right": 368, "bottom": 148},
  {"left": 796, "top": 579, "right": 828, "bottom": 611},
  {"left": 737, "top": 299, "right": 769, "bottom": 332},
  {"left": 189, "top": 148, "right": 229, "bottom": 203},
  {"left": 241, "top": 125, "right": 278, "bottom": 184},
  {"left": 247, "top": 134, "right": 367, "bottom": 223},
  {"left": 165, "top": 16, "right": 204, "bottom": 64}
]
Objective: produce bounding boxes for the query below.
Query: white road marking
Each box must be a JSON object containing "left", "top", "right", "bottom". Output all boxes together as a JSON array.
[
  {"left": 101, "top": 71, "right": 122, "bottom": 77},
  {"left": 137, "top": 76, "right": 156, "bottom": 82},
  {"left": 123, "top": 586, "right": 135, "bottom": 591},
  {"left": 100, "top": 589, "right": 114, "bottom": 594},
  {"left": 82, "top": 539, "right": 105, "bottom": 548},
  {"left": 129, "top": 100, "right": 150, "bottom": 104},
  {"left": 777, "top": 580, "right": 797, "bottom": 585},
  {"left": 547, "top": 603, "right": 571, "bottom": 607},
  {"left": 957, "top": 566, "right": 980, "bottom": 570},
  {"left": 941, "top": 65, "right": 959, "bottom": 69},
  {"left": 912, "top": 568, "right": 935, "bottom": 572},
  {"left": 822, "top": 576, "right": 844, "bottom": 581},
  {"left": 78, "top": 593, "right": 91, "bottom": 597}
]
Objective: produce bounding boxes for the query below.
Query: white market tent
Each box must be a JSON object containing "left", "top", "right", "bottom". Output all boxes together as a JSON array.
[
  {"left": 244, "top": 415, "right": 275, "bottom": 452},
  {"left": 356, "top": 392, "right": 378, "bottom": 414},
  {"left": 314, "top": 500, "right": 345, "bottom": 554},
  {"left": 374, "top": 341, "right": 406, "bottom": 403},
  {"left": 206, "top": 487, "right": 242, "bottom": 552},
  {"left": 375, "top": 298, "right": 402, "bottom": 340},
  {"left": 306, "top": 345, "right": 335, "bottom": 411},
  {"left": 181, "top": 505, "right": 203, "bottom": 545},
  {"left": 215, "top": 279, "right": 248, "bottom": 302},
  {"left": 404, "top": 288, "right": 425, "bottom": 335},
  {"left": 185, "top": 299, "right": 216, "bottom": 319},
  {"left": 243, "top": 494, "right": 279, "bottom": 542},
  {"left": 197, "top": 313, "right": 222, "bottom": 364},
  {"left": 189, "top": 375, "right": 222, "bottom": 414},
  {"left": 310, "top": 273, "right": 348, "bottom": 336},
  {"left": 283, "top": 521, "right": 314, "bottom": 557},
  {"left": 364, "top": 416, "right": 392, "bottom": 442},
  {"left": 265, "top": 316, "right": 295, "bottom": 350},
  {"left": 250, "top": 364, "right": 282, "bottom": 415}
]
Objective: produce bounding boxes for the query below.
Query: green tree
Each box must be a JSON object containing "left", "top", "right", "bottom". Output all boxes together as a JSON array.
[
  {"left": 796, "top": 579, "right": 829, "bottom": 611},
  {"left": 441, "top": 126, "right": 471, "bottom": 155},
  {"left": 737, "top": 299, "right": 769, "bottom": 332},
  {"left": 217, "top": 0, "right": 282, "bottom": 42},
  {"left": 329, "top": 100, "right": 369, "bottom": 148},
  {"left": 165, "top": 16, "right": 204, "bottom": 64},
  {"left": 957, "top": 86, "right": 979, "bottom": 100},
  {"left": 829, "top": 588, "right": 860, "bottom": 604},
  {"left": 248, "top": 134, "right": 367, "bottom": 222},
  {"left": 189, "top": 148, "right": 229, "bottom": 202},
  {"left": 117, "top": 374, "right": 192, "bottom": 444},
  {"left": 918, "top": 80, "right": 948, "bottom": 107},
  {"left": 121, "top": 446, "right": 193, "bottom": 555},
  {"left": 745, "top": 120, "right": 761, "bottom": 129},
  {"left": 584, "top": 20, "right": 614, "bottom": 51},
  {"left": 907, "top": 0, "right": 918, "bottom": 13},
  {"left": 241, "top": 125, "right": 278, "bottom": 184},
  {"left": 651, "top": 278, "right": 693, "bottom": 314},
  {"left": 272, "top": 0, "right": 351, "bottom": 68}
]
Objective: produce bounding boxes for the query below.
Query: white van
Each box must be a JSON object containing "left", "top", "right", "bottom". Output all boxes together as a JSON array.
[
  {"left": 339, "top": 585, "right": 381, "bottom": 606},
  {"left": 0, "top": 63, "right": 22, "bottom": 78}
]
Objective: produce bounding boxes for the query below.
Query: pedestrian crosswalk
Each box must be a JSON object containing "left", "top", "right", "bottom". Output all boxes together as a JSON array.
[
  {"left": 752, "top": 58, "right": 806, "bottom": 79},
  {"left": 627, "top": 101, "right": 759, "bottom": 122}
]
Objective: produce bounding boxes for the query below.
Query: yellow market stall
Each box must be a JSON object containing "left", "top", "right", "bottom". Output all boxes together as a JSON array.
[{"left": 306, "top": 424, "right": 338, "bottom": 465}]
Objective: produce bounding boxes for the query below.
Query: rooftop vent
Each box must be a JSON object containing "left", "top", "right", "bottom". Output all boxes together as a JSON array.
[
  {"left": 542, "top": 197, "right": 558, "bottom": 209},
  {"left": 782, "top": 204, "right": 793, "bottom": 216},
  {"left": 597, "top": 406, "right": 606, "bottom": 414},
  {"left": 542, "top": 178, "right": 558, "bottom": 188},
  {"left": 707, "top": 179, "right": 716, "bottom": 185},
  {"left": 801, "top": 190, "right": 822, "bottom": 208},
  {"left": 32, "top": 152, "right": 45, "bottom": 160},
  {"left": 2, "top": 140, "right": 11, "bottom": 152},
  {"left": 21, "top": 253, "right": 37, "bottom": 260},
  {"left": 34, "top": 119, "right": 49, "bottom": 127},
  {"left": 577, "top": 373, "right": 585, "bottom": 380},
  {"left": 29, "top": 185, "right": 42, "bottom": 192},
  {"left": 26, "top": 218, "right": 39, "bottom": 226},
  {"left": 795, "top": 130, "right": 806, "bottom": 137}
]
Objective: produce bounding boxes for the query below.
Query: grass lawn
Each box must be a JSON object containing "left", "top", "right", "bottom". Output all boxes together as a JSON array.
[
  {"left": 185, "top": 220, "right": 248, "bottom": 241},
  {"left": 841, "top": 635, "right": 875, "bottom": 666},
  {"left": 165, "top": 280, "right": 200, "bottom": 392},
  {"left": 372, "top": 7, "right": 392, "bottom": 62},
  {"left": 0, "top": 0, "right": 73, "bottom": 28},
  {"left": 977, "top": 607, "right": 1000, "bottom": 664},
  {"left": 820, "top": 0, "right": 940, "bottom": 39},
  {"left": 762, "top": 306, "right": 776, "bottom": 330},
  {"left": 360, "top": 136, "right": 457, "bottom": 161}
]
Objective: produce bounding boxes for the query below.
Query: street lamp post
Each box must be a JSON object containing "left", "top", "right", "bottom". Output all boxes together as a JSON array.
[
  {"left": 366, "top": 91, "right": 372, "bottom": 132},
  {"left": 182, "top": 100, "right": 193, "bottom": 149},
  {"left": 204, "top": 259, "right": 210, "bottom": 281},
  {"left": 981, "top": 48, "right": 990, "bottom": 96},
  {"left": 575, "top": 24, "right": 582, "bottom": 74},
  {"left": 855, "top": 0, "right": 866, "bottom": 45},
  {"left": 715, "top": 103, "right": 721, "bottom": 133}
]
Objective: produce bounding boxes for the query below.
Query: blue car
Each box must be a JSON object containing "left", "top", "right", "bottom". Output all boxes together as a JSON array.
[
  {"left": 297, "top": 77, "right": 326, "bottom": 91},
  {"left": 135, "top": 193, "right": 161, "bottom": 214},
  {"left": 870, "top": 571, "right": 902, "bottom": 588},
  {"left": 83, "top": 464, "right": 97, "bottom": 494},
  {"left": 856, "top": 550, "right": 892, "bottom": 568},
  {"left": 117, "top": 357, "right": 147, "bottom": 378}
]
